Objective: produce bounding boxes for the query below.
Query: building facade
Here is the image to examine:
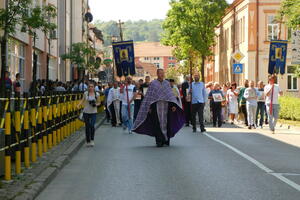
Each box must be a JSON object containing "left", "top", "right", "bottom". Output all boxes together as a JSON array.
[
  {"left": 134, "top": 42, "right": 178, "bottom": 72},
  {"left": 0, "top": 0, "right": 90, "bottom": 92},
  {"left": 206, "top": 0, "right": 300, "bottom": 96}
]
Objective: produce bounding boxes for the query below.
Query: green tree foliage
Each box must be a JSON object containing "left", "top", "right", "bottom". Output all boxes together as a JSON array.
[
  {"left": 162, "top": 0, "right": 228, "bottom": 82},
  {"left": 94, "top": 19, "right": 164, "bottom": 46},
  {"left": 61, "top": 42, "right": 99, "bottom": 73},
  {"left": 0, "top": 0, "right": 32, "bottom": 96},
  {"left": 278, "top": 0, "right": 300, "bottom": 78},
  {"left": 278, "top": 0, "right": 300, "bottom": 29}
]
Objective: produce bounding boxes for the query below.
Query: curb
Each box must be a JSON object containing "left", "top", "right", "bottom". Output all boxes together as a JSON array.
[{"left": 12, "top": 114, "right": 106, "bottom": 200}]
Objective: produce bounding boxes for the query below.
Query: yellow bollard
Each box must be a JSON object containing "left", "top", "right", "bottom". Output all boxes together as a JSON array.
[
  {"left": 53, "top": 130, "right": 57, "bottom": 146},
  {"left": 57, "top": 128, "right": 61, "bottom": 143},
  {"left": 5, "top": 112, "right": 11, "bottom": 181},
  {"left": 37, "top": 107, "right": 43, "bottom": 158},
  {"left": 15, "top": 151, "right": 21, "bottom": 174},
  {"left": 48, "top": 104, "right": 53, "bottom": 149},
  {"left": 43, "top": 105, "right": 48, "bottom": 153},
  {"left": 15, "top": 111, "right": 21, "bottom": 174},
  {"left": 31, "top": 107, "right": 38, "bottom": 162},
  {"left": 24, "top": 109, "right": 30, "bottom": 168}
]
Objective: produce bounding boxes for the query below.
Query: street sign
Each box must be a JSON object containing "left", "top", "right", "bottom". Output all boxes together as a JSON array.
[
  {"left": 231, "top": 50, "right": 245, "bottom": 62},
  {"left": 233, "top": 63, "right": 243, "bottom": 74},
  {"left": 291, "top": 30, "right": 300, "bottom": 65}
]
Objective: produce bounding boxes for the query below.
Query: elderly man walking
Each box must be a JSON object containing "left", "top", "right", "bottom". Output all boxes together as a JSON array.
[{"left": 190, "top": 73, "right": 207, "bottom": 133}]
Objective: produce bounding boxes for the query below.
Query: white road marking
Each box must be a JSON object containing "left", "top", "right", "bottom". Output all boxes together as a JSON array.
[{"left": 204, "top": 132, "right": 300, "bottom": 192}]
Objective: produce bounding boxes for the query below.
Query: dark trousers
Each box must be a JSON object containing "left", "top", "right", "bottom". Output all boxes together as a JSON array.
[
  {"left": 109, "top": 104, "right": 117, "bottom": 126},
  {"left": 191, "top": 103, "right": 205, "bottom": 131},
  {"left": 256, "top": 102, "right": 265, "bottom": 126},
  {"left": 150, "top": 103, "right": 167, "bottom": 145},
  {"left": 212, "top": 103, "right": 222, "bottom": 127},
  {"left": 240, "top": 104, "right": 248, "bottom": 126},
  {"left": 134, "top": 100, "right": 142, "bottom": 122},
  {"left": 83, "top": 113, "right": 97, "bottom": 143},
  {"left": 183, "top": 101, "right": 191, "bottom": 125},
  {"left": 105, "top": 103, "right": 110, "bottom": 121}
]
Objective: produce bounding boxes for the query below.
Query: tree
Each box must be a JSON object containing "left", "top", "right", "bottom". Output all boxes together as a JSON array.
[
  {"left": 278, "top": 0, "right": 300, "bottom": 78},
  {"left": 278, "top": 0, "right": 300, "bottom": 29},
  {"left": 0, "top": 0, "right": 32, "bottom": 97},
  {"left": 162, "top": 0, "right": 228, "bottom": 82},
  {"left": 21, "top": 5, "right": 57, "bottom": 94},
  {"left": 61, "top": 42, "right": 100, "bottom": 80}
]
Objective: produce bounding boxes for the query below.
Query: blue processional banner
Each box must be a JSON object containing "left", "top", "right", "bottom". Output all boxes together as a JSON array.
[
  {"left": 268, "top": 40, "right": 288, "bottom": 75},
  {"left": 113, "top": 40, "right": 136, "bottom": 77}
]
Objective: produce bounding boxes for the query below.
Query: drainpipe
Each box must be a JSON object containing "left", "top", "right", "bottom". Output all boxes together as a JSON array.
[
  {"left": 233, "top": 6, "right": 236, "bottom": 83},
  {"left": 255, "top": 0, "right": 259, "bottom": 83}
]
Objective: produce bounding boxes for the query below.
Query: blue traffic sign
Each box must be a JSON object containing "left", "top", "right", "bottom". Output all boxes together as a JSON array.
[{"left": 233, "top": 63, "right": 243, "bottom": 74}]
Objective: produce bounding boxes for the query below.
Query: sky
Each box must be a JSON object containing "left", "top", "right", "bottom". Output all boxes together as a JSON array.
[{"left": 89, "top": 0, "right": 235, "bottom": 22}]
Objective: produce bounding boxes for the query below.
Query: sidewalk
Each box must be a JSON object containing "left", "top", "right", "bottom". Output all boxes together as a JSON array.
[
  {"left": 0, "top": 113, "right": 106, "bottom": 200},
  {"left": 235, "top": 122, "right": 300, "bottom": 148}
]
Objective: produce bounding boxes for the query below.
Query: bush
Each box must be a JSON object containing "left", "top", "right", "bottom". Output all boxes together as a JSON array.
[{"left": 279, "top": 96, "right": 300, "bottom": 121}]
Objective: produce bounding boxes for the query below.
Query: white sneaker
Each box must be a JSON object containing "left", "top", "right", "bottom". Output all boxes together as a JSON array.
[
  {"left": 90, "top": 141, "right": 95, "bottom": 147},
  {"left": 86, "top": 142, "right": 91, "bottom": 147}
]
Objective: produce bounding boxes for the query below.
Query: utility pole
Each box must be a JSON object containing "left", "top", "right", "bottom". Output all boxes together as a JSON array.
[{"left": 117, "top": 20, "right": 124, "bottom": 41}]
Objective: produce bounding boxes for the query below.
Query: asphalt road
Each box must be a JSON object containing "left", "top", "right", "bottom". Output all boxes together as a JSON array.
[{"left": 36, "top": 124, "right": 300, "bottom": 200}]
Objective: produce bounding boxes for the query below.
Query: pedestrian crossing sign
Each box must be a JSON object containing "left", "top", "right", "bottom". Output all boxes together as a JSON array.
[{"left": 233, "top": 63, "right": 243, "bottom": 74}]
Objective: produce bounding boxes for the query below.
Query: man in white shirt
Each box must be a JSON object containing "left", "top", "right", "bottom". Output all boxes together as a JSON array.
[
  {"left": 107, "top": 81, "right": 121, "bottom": 126},
  {"left": 120, "top": 77, "right": 137, "bottom": 134},
  {"left": 264, "top": 75, "right": 283, "bottom": 134}
]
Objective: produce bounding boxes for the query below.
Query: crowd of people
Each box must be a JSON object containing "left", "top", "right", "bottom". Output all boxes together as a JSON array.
[
  {"left": 2, "top": 69, "right": 283, "bottom": 147},
  {"left": 103, "top": 72, "right": 283, "bottom": 143},
  {"left": 180, "top": 74, "right": 282, "bottom": 134}
]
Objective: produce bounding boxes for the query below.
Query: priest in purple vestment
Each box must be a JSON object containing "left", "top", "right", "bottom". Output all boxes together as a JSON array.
[{"left": 132, "top": 69, "right": 185, "bottom": 147}]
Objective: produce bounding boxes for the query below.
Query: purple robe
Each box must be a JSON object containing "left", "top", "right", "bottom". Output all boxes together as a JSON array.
[{"left": 132, "top": 79, "right": 185, "bottom": 138}]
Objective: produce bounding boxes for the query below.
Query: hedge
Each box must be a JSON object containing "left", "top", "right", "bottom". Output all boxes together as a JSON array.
[{"left": 279, "top": 95, "right": 300, "bottom": 121}]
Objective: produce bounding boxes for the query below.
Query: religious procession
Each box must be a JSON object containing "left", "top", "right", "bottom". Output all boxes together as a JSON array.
[{"left": 96, "top": 69, "right": 282, "bottom": 148}]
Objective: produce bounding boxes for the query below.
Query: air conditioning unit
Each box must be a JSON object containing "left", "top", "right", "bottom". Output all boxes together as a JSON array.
[{"left": 50, "top": 30, "right": 57, "bottom": 39}]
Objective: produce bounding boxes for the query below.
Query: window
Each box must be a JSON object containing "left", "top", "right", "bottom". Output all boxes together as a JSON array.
[
  {"left": 168, "top": 57, "right": 175, "bottom": 60},
  {"left": 154, "top": 63, "right": 160, "bottom": 68},
  {"left": 224, "top": 28, "right": 229, "bottom": 50},
  {"left": 168, "top": 63, "right": 175, "bottom": 67},
  {"left": 287, "top": 66, "right": 298, "bottom": 90},
  {"left": 49, "top": 58, "right": 57, "bottom": 80},
  {"left": 8, "top": 39, "right": 25, "bottom": 85},
  {"left": 144, "top": 57, "right": 149, "bottom": 61},
  {"left": 236, "top": 17, "right": 245, "bottom": 44},
  {"left": 154, "top": 57, "right": 160, "bottom": 61},
  {"left": 267, "top": 16, "right": 279, "bottom": 41}
]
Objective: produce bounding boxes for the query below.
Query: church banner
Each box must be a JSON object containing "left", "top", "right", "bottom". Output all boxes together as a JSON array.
[
  {"left": 113, "top": 40, "right": 136, "bottom": 77},
  {"left": 268, "top": 40, "right": 288, "bottom": 75}
]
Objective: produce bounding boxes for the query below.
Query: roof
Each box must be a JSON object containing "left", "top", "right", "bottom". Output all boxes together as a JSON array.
[
  {"left": 134, "top": 42, "right": 174, "bottom": 57},
  {"left": 135, "top": 60, "right": 157, "bottom": 77}
]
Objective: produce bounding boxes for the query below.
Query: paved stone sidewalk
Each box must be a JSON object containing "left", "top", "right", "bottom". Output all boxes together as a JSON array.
[{"left": 0, "top": 113, "right": 105, "bottom": 200}]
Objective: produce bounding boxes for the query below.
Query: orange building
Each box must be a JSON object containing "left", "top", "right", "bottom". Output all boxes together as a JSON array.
[{"left": 206, "top": 0, "right": 299, "bottom": 96}]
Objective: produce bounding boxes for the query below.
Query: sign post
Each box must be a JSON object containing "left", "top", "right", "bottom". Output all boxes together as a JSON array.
[{"left": 233, "top": 63, "right": 243, "bottom": 74}]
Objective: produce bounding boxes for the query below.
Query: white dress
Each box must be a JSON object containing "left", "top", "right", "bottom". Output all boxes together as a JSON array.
[
  {"left": 204, "top": 88, "right": 212, "bottom": 123},
  {"left": 227, "top": 90, "right": 238, "bottom": 114}
]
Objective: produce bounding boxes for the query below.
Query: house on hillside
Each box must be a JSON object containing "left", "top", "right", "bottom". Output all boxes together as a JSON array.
[{"left": 133, "top": 42, "right": 179, "bottom": 80}]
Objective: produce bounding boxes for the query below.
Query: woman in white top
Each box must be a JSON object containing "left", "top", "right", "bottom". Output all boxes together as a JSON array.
[
  {"left": 77, "top": 81, "right": 101, "bottom": 147},
  {"left": 203, "top": 82, "right": 213, "bottom": 123},
  {"left": 226, "top": 82, "right": 239, "bottom": 124}
]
